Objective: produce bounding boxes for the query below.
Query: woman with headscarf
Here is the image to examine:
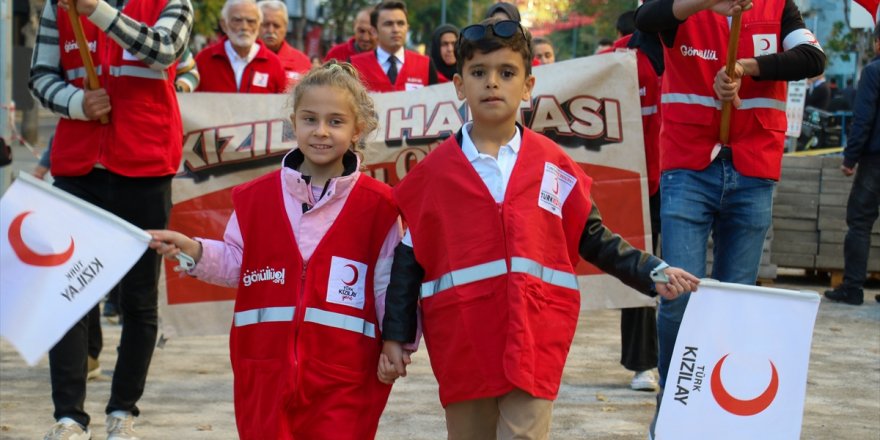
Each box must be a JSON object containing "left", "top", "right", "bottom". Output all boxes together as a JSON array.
[{"left": 430, "top": 24, "right": 458, "bottom": 83}]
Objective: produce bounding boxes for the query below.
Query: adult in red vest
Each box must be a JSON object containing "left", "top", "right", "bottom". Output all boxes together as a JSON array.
[
  {"left": 598, "top": 10, "right": 665, "bottom": 393},
  {"left": 635, "top": 0, "right": 825, "bottom": 432},
  {"left": 258, "top": 0, "right": 311, "bottom": 85},
  {"left": 28, "top": 0, "right": 191, "bottom": 437},
  {"left": 324, "top": 7, "right": 376, "bottom": 62},
  {"left": 349, "top": 0, "right": 439, "bottom": 93},
  {"left": 195, "top": 0, "right": 286, "bottom": 93}
]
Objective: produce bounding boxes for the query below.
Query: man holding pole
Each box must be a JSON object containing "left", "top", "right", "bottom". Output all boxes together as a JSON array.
[
  {"left": 634, "top": 0, "right": 824, "bottom": 434},
  {"left": 28, "top": 0, "right": 192, "bottom": 438}
]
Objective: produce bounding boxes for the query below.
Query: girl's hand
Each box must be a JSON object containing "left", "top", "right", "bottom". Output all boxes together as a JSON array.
[
  {"left": 378, "top": 353, "right": 399, "bottom": 384},
  {"left": 146, "top": 230, "right": 202, "bottom": 263}
]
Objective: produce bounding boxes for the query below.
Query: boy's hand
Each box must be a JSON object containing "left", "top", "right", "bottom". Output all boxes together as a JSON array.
[
  {"left": 713, "top": 65, "right": 743, "bottom": 108},
  {"left": 655, "top": 267, "right": 700, "bottom": 300},
  {"left": 147, "top": 230, "right": 202, "bottom": 263},
  {"left": 380, "top": 340, "right": 412, "bottom": 384}
]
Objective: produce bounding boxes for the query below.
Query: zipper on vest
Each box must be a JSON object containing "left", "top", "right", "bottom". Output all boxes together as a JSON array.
[
  {"left": 498, "top": 202, "right": 511, "bottom": 273},
  {"left": 292, "top": 261, "right": 308, "bottom": 368}
]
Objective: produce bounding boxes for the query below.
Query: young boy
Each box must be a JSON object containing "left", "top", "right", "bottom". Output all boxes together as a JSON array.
[{"left": 379, "top": 18, "right": 699, "bottom": 439}]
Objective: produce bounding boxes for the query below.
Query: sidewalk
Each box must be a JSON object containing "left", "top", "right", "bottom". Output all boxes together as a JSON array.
[{"left": 1, "top": 275, "right": 878, "bottom": 439}]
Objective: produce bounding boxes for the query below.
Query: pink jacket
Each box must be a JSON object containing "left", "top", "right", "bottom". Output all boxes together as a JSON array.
[{"left": 190, "top": 149, "right": 419, "bottom": 346}]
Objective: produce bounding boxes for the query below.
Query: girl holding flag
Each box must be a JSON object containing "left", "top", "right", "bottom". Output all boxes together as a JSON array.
[{"left": 149, "top": 61, "right": 409, "bottom": 439}]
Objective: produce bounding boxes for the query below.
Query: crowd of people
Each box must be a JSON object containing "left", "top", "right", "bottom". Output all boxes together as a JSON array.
[{"left": 25, "top": 0, "right": 878, "bottom": 439}]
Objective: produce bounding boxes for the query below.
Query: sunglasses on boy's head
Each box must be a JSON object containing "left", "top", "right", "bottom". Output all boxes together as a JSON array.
[{"left": 459, "top": 20, "right": 526, "bottom": 42}]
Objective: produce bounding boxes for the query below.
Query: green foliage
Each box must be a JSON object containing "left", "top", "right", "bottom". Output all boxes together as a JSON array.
[
  {"left": 826, "top": 20, "right": 874, "bottom": 69},
  {"left": 405, "top": 0, "right": 495, "bottom": 48},
  {"left": 324, "top": 0, "right": 374, "bottom": 43},
  {"left": 192, "top": 0, "right": 225, "bottom": 38},
  {"left": 565, "top": 0, "right": 639, "bottom": 58}
]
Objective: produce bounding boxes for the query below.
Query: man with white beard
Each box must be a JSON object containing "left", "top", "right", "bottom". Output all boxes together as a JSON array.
[{"left": 195, "top": 0, "right": 286, "bottom": 93}]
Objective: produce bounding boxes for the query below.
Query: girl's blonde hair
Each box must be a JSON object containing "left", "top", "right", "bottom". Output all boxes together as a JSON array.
[{"left": 290, "top": 60, "right": 379, "bottom": 148}]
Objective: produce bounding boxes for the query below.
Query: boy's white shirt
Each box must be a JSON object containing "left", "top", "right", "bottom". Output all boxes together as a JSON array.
[{"left": 402, "top": 122, "right": 520, "bottom": 247}]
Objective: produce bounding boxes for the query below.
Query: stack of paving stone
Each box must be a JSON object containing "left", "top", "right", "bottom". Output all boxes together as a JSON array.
[
  {"left": 770, "top": 156, "right": 822, "bottom": 270},
  {"left": 815, "top": 156, "right": 880, "bottom": 272}
]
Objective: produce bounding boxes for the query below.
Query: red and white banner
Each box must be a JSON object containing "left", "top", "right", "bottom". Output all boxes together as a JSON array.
[
  {"left": 656, "top": 281, "right": 820, "bottom": 440},
  {"left": 0, "top": 173, "right": 151, "bottom": 365},
  {"left": 161, "top": 52, "right": 655, "bottom": 336}
]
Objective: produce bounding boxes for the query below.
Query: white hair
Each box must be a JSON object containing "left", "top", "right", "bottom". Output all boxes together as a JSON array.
[
  {"left": 221, "top": 0, "right": 263, "bottom": 22},
  {"left": 258, "top": 0, "right": 288, "bottom": 23}
]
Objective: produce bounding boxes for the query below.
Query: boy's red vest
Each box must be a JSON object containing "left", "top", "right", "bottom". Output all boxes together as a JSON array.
[
  {"left": 660, "top": 2, "right": 787, "bottom": 180},
  {"left": 230, "top": 171, "right": 397, "bottom": 439},
  {"left": 53, "top": 0, "right": 182, "bottom": 177},
  {"left": 394, "top": 128, "right": 592, "bottom": 406},
  {"left": 350, "top": 49, "right": 431, "bottom": 92}
]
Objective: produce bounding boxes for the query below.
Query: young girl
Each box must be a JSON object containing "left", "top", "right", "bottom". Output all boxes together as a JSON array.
[{"left": 149, "top": 61, "right": 403, "bottom": 439}]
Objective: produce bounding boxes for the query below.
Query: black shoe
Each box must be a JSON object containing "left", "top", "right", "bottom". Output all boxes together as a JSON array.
[{"left": 824, "top": 288, "right": 864, "bottom": 305}]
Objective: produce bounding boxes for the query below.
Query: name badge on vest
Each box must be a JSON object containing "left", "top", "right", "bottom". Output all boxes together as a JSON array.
[
  {"left": 538, "top": 162, "right": 576, "bottom": 218},
  {"left": 326, "top": 257, "right": 368, "bottom": 310},
  {"left": 752, "top": 34, "right": 778, "bottom": 56},
  {"left": 253, "top": 72, "right": 269, "bottom": 88},
  {"left": 405, "top": 80, "right": 424, "bottom": 91}
]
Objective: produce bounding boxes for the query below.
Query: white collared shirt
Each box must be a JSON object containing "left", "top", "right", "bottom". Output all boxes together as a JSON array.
[
  {"left": 224, "top": 40, "right": 260, "bottom": 89},
  {"left": 376, "top": 46, "right": 406, "bottom": 75},
  {"left": 402, "top": 122, "right": 520, "bottom": 246}
]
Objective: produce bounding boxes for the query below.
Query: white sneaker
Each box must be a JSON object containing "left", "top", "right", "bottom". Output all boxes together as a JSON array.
[
  {"left": 44, "top": 418, "right": 91, "bottom": 440},
  {"left": 106, "top": 411, "right": 139, "bottom": 440},
  {"left": 631, "top": 370, "right": 658, "bottom": 391}
]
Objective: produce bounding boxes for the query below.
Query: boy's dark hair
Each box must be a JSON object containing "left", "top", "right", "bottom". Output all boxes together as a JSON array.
[
  {"left": 371, "top": 1, "right": 408, "bottom": 28},
  {"left": 456, "top": 17, "right": 533, "bottom": 76},
  {"left": 484, "top": 2, "right": 521, "bottom": 22},
  {"left": 598, "top": 37, "right": 614, "bottom": 46},
  {"left": 616, "top": 11, "right": 636, "bottom": 37}
]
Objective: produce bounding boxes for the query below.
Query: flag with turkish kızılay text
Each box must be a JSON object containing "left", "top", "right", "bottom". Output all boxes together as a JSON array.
[
  {"left": 0, "top": 173, "right": 150, "bottom": 365},
  {"left": 656, "top": 280, "right": 820, "bottom": 440}
]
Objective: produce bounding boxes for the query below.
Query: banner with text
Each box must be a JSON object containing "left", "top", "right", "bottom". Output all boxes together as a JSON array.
[
  {"left": 160, "top": 52, "right": 656, "bottom": 336},
  {"left": 655, "top": 281, "right": 820, "bottom": 440}
]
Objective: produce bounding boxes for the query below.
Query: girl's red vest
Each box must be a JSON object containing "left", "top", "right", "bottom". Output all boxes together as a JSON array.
[
  {"left": 350, "top": 50, "right": 431, "bottom": 92},
  {"left": 394, "top": 128, "right": 592, "bottom": 406},
  {"left": 54, "top": 0, "right": 182, "bottom": 177},
  {"left": 660, "top": 3, "right": 787, "bottom": 180},
  {"left": 230, "top": 171, "right": 397, "bottom": 439}
]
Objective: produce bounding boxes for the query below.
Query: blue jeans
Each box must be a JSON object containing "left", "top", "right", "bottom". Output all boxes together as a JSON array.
[
  {"left": 842, "top": 155, "right": 880, "bottom": 292},
  {"left": 656, "top": 160, "right": 775, "bottom": 386}
]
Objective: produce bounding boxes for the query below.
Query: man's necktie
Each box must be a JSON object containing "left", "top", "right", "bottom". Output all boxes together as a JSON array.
[{"left": 388, "top": 56, "right": 398, "bottom": 84}]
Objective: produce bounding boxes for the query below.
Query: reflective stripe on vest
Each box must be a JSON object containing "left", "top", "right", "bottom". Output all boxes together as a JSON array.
[
  {"left": 303, "top": 307, "right": 376, "bottom": 338},
  {"left": 420, "top": 257, "right": 579, "bottom": 300},
  {"left": 661, "top": 93, "right": 786, "bottom": 112},
  {"left": 420, "top": 259, "right": 507, "bottom": 299},
  {"left": 510, "top": 256, "right": 579, "bottom": 290},
  {"left": 234, "top": 306, "right": 295, "bottom": 327},
  {"left": 641, "top": 105, "right": 658, "bottom": 116},
  {"left": 64, "top": 65, "right": 168, "bottom": 81}
]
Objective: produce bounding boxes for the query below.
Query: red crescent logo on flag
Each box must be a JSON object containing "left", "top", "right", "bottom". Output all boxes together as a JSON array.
[
  {"left": 759, "top": 38, "right": 771, "bottom": 51},
  {"left": 342, "top": 264, "right": 359, "bottom": 286},
  {"left": 8, "top": 211, "right": 75, "bottom": 266},
  {"left": 711, "top": 353, "right": 779, "bottom": 416}
]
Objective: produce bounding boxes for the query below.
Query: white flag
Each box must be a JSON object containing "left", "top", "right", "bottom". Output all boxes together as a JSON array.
[
  {"left": 656, "top": 281, "right": 820, "bottom": 440},
  {"left": 0, "top": 173, "right": 150, "bottom": 365}
]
